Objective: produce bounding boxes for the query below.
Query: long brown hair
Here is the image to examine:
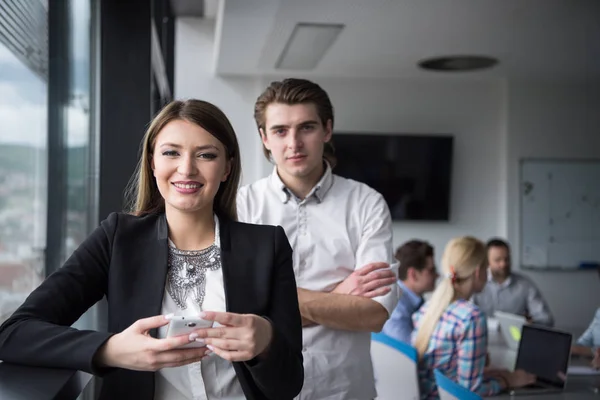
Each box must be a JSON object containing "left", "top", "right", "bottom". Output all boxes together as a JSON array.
[
  {"left": 413, "top": 236, "right": 487, "bottom": 358},
  {"left": 254, "top": 78, "right": 337, "bottom": 167},
  {"left": 124, "top": 99, "right": 241, "bottom": 220}
]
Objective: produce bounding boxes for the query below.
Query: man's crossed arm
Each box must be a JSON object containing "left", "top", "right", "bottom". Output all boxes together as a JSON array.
[{"left": 298, "top": 262, "right": 397, "bottom": 332}]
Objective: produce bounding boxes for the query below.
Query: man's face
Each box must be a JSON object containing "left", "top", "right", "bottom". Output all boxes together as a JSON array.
[
  {"left": 260, "top": 103, "right": 332, "bottom": 185},
  {"left": 413, "top": 256, "right": 438, "bottom": 294},
  {"left": 488, "top": 245, "right": 511, "bottom": 279}
]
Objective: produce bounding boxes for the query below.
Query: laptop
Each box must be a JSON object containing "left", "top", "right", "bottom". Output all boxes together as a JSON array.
[
  {"left": 508, "top": 325, "right": 572, "bottom": 395},
  {"left": 495, "top": 311, "right": 526, "bottom": 350}
]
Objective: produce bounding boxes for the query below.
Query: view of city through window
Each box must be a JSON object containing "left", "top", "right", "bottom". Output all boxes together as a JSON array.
[
  {"left": 0, "top": 42, "right": 48, "bottom": 321},
  {"left": 0, "top": 0, "right": 92, "bottom": 323}
]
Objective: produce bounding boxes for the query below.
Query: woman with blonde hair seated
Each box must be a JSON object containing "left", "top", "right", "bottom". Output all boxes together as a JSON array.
[{"left": 412, "top": 236, "right": 535, "bottom": 399}]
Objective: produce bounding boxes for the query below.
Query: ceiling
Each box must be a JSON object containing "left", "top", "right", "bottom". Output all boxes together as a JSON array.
[{"left": 213, "top": 0, "right": 600, "bottom": 81}]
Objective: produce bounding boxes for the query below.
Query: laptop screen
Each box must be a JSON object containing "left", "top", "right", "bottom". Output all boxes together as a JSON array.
[{"left": 515, "top": 325, "right": 572, "bottom": 388}]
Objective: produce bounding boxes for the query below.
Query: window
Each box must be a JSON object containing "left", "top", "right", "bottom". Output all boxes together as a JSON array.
[
  {"left": 0, "top": 2, "right": 49, "bottom": 322},
  {"left": 65, "top": 0, "right": 94, "bottom": 257},
  {"left": 0, "top": 0, "right": 97, "bottom": 324}
]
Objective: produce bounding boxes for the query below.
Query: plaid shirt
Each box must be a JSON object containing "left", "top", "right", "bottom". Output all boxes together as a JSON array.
[{"left": 412, "top": 299, "right": 502, "bottom": 399}]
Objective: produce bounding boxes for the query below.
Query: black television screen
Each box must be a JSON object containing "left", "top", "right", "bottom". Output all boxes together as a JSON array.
[{"left": 333, "top": 133, "right": 453, "bottom": 221}]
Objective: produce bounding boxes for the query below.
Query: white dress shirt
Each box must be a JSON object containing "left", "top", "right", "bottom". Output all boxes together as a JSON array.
[
  {"left": 154, "top": 216, "right": 245, "bottom": 400},
  {"left": 237, "top": 164, "right": 399, "bottom": 400}
]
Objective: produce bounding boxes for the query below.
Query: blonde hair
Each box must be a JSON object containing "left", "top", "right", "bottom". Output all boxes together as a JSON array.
[
  {"left": 413, "top": 236, "right": 487, "bottom": 359},
  {"left": 124, "top": 100, "right": 241, "bottom": 220}
]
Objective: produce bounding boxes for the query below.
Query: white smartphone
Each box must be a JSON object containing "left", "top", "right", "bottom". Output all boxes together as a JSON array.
[{"left": 166, "top": 315, "right": 213, "bottom": 348}]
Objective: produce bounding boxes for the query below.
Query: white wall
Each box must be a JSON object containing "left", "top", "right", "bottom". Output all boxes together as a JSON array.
[
  {"left": 507, "top": 81, "right": 600, "bottom": 330},
  {"left": 175, "top": 17, "right": 268, "bottom": 186}
]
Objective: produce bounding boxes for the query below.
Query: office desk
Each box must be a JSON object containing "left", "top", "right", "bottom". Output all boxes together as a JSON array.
[
  {"left": 0, "top": 362, "right": 92, "bottom": 400},
  {"left": 487, "top": 327, "right": 600, "bottom": 399},
  {"left": 493, "top": 377, "right": 600, "bottom": 399}
]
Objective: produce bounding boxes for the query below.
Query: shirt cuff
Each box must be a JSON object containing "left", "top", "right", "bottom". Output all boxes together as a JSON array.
[{"left": 371, "top": 280, "right": 400, "bottom": 316}]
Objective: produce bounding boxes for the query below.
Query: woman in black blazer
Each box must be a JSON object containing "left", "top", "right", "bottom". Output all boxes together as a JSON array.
[{"left": 0, "top": 100, "right": 303, "bottom": 400}]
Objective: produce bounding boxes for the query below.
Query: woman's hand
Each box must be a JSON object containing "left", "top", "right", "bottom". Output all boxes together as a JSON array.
[
  {"left": 196, "top": 311, "right": 273, "bottom": 362},
  {"left": 507, "top": 369, "right": 537, "bottom": 388},
  {"left": 484, "top": 367, "right": 510, "bottom": 379},
  {"left": 592, "top": 348, "right": 600, "bottom": 369},
  {"left": 94, "top": 315, "right": 210, "bottom": 371}
]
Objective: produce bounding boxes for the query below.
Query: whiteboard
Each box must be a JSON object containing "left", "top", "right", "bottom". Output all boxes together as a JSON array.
[{"left": 520, "top": 160, "right": 600, "bottom": 270}]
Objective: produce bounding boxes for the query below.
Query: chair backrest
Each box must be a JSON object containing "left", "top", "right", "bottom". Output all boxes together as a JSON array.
[
  {"left": 434, "top": 369, "right": 482, "bottom": 400},
  {"left": 371, "top": 332, "right": 420, "bottom": 400}
]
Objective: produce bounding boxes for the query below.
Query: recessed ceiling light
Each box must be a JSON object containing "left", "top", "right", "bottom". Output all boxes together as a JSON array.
[
  {"left": 418, "top": 56, "right": 498, "bottom": 72},
  {"left": 276, "top": 23, "right": 345, "bottom": 70}
]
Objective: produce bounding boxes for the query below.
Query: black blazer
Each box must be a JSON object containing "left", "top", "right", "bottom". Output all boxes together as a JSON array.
[{"left": 0, "top": 212, "right": 303, "bottom": 400}]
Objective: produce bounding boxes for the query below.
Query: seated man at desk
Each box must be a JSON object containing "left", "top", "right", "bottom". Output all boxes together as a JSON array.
[
  {"left": 472, "top": 238, "right": 554, "bottom": 326},
  {"left": 572, "top": 308, "right": 600, "bottom": 369},
  {"left": 572, "top": 266, "right": 600, "bottom": 369},
  {"left": 382, "top": 240, "right": 438, "bottom": 343}
]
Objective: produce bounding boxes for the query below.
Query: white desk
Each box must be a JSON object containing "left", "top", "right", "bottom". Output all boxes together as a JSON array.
[{"left": 486, "top": 325, "right": 600, "bottom": 399}]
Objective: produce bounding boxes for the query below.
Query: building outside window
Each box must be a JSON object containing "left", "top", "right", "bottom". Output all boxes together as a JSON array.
[
  {"left": 0, "top": 0, "right": 96, "bottom": 324},
  {"left": 0, "top": 0, "right": 49, "bottom": 322}
]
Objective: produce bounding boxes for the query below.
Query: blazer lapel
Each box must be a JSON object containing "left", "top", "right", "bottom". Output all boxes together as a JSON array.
[
  {"left": 144, "top": 213, "right": 169, "bottom": 338},
  {"left": 219, "top": 217, "right": 261, "bottom": 315},
  {"left": 219, "top": 217, "right": 235, "bottom": 313}
]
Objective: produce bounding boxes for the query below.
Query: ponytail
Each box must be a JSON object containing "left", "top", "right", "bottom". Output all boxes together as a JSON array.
[
  {"left": 413, "top": 236, "right": 487, "bottom": 359},
  {"left": 413, "top": 279, "right": 455, "bottom": 358}
]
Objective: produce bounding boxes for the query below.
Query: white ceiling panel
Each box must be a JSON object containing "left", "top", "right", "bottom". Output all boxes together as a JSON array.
[{"left": 213, "top": 0, "right": 600, "bottom": 80}]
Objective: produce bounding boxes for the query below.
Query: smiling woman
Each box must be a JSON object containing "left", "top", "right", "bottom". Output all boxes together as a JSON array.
[
  {"left": 151, "top": 119, "right": 231, "bottom": 218},
  {"left": 127, "top": 101, "right": 240, "bottom": 222},
  {"left": 0, "top": 99, "right": 304, "bottom": 400}
]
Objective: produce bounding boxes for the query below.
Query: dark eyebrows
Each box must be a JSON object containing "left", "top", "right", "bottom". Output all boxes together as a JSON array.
[
  {"left": 158, "top": 143, "right": 221, "bottom": 152},
  {"left": 268, "top": 120, "right": 320, "bottom": 131},
  {"left": 299, "top": 120, "right": 319, "bottom": 127},
  {"left": 268, "top": 124, "right": 287, "bottom": 132}
]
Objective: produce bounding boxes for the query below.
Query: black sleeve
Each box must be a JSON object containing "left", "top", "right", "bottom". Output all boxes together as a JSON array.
[
  {"left": 244, "top": 225, "right": 304, "bottom": 399},
  {"left": 0, "top": 213, "right": 119, "bottom": 375}
]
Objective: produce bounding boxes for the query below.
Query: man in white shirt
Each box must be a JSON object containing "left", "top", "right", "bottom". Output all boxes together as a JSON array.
[{"left": 237, "top": 78, "right": 400, "bottom": 400}]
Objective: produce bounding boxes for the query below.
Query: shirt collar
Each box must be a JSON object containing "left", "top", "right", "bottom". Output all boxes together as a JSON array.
[
  {"left": 487, "top": 269, "right": 512, "bottom": 288},
  {"left": 269, "top": 166, "right": 290, "bottom": 203},
  {"left": 397, "top": 280, "right": 422, "bottom": 310},
  {"left": 268, "top": 161, "right": 334, "bottom": 204}
]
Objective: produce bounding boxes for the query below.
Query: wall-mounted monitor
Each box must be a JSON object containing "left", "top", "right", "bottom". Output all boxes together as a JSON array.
[{"left": 333, "top": 133, "right": 453, "bottom": 221}]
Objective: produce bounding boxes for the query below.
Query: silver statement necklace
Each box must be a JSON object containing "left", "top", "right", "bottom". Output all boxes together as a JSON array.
[{"left": 166, "top": 219, "right": 221, "bottom": 310}]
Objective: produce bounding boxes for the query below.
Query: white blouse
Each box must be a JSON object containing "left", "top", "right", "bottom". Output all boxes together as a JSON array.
[{"left": 154, "top": 216, "right": 245, "bottom": 400}]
